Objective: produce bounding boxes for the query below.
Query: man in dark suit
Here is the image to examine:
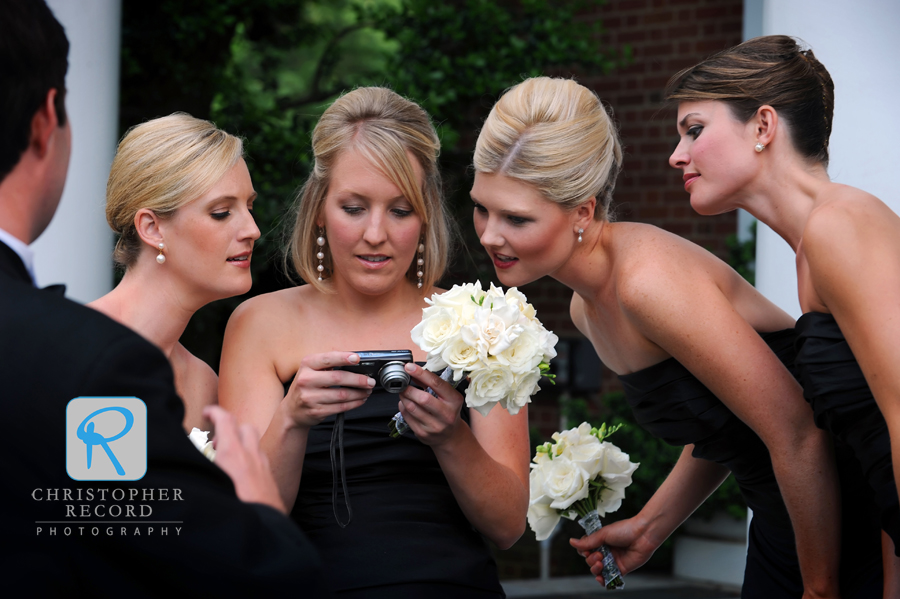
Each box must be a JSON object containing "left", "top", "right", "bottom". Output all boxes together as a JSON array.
[{"left": 0, "top": 2, "right": 330, "bottom": 595}]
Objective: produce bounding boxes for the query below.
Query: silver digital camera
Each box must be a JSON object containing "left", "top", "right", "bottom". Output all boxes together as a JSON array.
[{"left": 336, "top": 350, "right": 413, "bottom": 393}]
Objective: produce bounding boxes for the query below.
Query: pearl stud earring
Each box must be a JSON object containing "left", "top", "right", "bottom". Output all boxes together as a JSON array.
[
  {"left": 755, "top": 141, "right": 766, "bottom": 153},
  {"left": 156, "top": 242, "right": 166, "bottom": 264}
]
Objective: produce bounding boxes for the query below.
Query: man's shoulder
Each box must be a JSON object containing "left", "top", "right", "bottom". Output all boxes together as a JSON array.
[
  {"left": 2, "top": 276, "right": 153, "bottom": 350},
  {"left": 0, "top": 276, "right": 172, "bottom": 395}
]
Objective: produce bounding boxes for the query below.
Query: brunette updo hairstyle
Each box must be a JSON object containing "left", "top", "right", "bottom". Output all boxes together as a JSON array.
[
  {"left": 474, "top": 77, "right": 622, "bottom": 221},
  {"left": 666, "top": 35, "right": 834, "bottom": 166},
  {"left": 286, "top": 87, "right": 449, "bottom": 292}
]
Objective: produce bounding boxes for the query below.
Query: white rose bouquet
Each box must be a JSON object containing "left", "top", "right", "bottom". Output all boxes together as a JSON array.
[
  {"left": 390, "top": 282, "right": 558, "bottom": 437},
  {"left": 528, "top": 422, "right": 639, "bottom": 590},
  {"left": 188, "top": 427, "right": 216, "bottom": 462}
]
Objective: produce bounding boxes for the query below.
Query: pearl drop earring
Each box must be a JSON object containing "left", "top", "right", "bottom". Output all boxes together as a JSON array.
[
  {"left": 316, "top": 228, "right": 326, "bottom": 281},
  {"left": 577, "top": 228, "right": 584, "bottom": 243},
  {"left": 416, "top": 240, "right": 425, "bottom": 289},
  {"left": 156, "top": 242, "right": 166, "bottom": 264}
]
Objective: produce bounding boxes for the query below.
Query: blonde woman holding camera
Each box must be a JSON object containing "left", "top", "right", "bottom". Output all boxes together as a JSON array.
[{"left": 220, "top": 87, "right": 528, "bottom": 598}]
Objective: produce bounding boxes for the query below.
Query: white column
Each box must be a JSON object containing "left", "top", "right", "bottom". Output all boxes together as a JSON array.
[
  {"left": 755, "top": 0, "right": 900, "bottom": 318},
  {"left": 32, "top": 0, "right": 121, "bottom": 303}
]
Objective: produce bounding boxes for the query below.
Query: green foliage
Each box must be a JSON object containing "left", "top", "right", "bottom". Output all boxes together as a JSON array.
[
  {"left": 725, "top": 219, "right": 756, "bottom": 286},
  {"left": 600, "top": 391, "right": 747, "bottom": 521},
  {"left": 366, "top": 0, "right": 621, "bottom": 154},
  {"left": 120, "top": 0, "right": 624, "bottom": 366},
  {"left": 559, "top": 392, "right": 590, "bottom": 429}
]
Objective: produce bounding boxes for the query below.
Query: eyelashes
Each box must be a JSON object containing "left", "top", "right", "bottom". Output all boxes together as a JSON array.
[
  {"left": 341, "top": 206, "right": 414, "bottom": 218},
  {"left": 472, "top": 201, "right": 529, "bottom": 225}
]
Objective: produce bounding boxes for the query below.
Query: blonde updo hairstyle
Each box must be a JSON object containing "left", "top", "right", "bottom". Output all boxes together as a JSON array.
[
  {"left": 474, "top": 77, "right": 622, "bottom": 221},
  {"left": 287, "top": 87, "right": 449, "bottom": 293},
  {"left": 106, "top": 113, "right": 244, "bottom": 268}
]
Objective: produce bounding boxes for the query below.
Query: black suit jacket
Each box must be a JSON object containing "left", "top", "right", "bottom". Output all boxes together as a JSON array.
[{"left": 0, "top": 242, "right": 330, "bottom": 597}]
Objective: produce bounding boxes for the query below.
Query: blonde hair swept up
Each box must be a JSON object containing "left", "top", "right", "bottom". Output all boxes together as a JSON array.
[
  {"left": 286, "top": 87, "right": 449, "bottom": 293},
  {"left": 474, "top": 77, "right": 622, "bottom": 221},
  {"left": 106, "top": 113, "right": 244, "bottom": 268}
]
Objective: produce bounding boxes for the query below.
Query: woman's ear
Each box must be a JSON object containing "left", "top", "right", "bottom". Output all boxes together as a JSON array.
[
  {"left": 755, "top": 105, "right": 779, "bottom": 148},
  {"left": 134, "top": 208, "right": 164, "bottom": 250},
  {"left": 574, "top": 197, "right": 597, "bottom": 232}
]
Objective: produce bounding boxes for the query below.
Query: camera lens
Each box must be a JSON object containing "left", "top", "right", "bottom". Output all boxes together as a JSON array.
[{"left": 378, "top": 361, "right": 410, "bottom": 393}]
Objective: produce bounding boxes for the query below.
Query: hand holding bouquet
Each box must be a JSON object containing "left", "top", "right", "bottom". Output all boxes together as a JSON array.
[
  {"left": 528, "top": 422, "right": 639, "bottom": 590},
  {"left": 391, "top": 281, "right": 557, "bottom": 436}
]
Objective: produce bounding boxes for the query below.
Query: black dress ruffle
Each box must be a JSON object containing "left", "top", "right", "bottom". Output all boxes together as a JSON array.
[
  {"left": 619, "top": 329, "right": 882, "bottom": 598},
  {"left": 795, "top": 311, "right": 900, "bottom": 551}
]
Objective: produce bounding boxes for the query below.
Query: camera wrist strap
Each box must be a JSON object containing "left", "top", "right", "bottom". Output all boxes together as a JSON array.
[{"left": 330, "top": 413, "right": 352, "bottom": 527}]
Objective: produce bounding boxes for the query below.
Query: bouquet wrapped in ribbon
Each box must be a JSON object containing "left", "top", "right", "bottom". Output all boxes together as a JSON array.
[
  {"left": 528, "top": 422, "right": 639, "bottom": 590},
  {"left": 390, "top": 281, "right": 558, "bottom": 436}
]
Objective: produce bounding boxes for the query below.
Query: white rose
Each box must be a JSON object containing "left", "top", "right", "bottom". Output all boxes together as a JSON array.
[
  {"left": 595, "top": 442, "right": 639, "bottom": 517},
  {"left": 461, "top": 303, "right": 524, "bottom": 358},
  {"left": 527, "top": 499, "right": 560, "bottom": 541},
  {"left": 411, "top": 305, "right": 459, "bottom": 358},
  {"left": 486, "top": 281, "right": 507, "bottom": 300},
  {"left": 505, "top": 286, "right": 538, "bottom": 321},
  {"left": 188, "top": 427, "right": 216, "bottom": 461},
  {"left": 529, "top": 457, "right": 549, "bottom": 502},
  {"left": 551, "top": 422, "right": 587, "bottom": 453},
  {"left": 501, "top": 369, "right": 541, "bottom": 415},
  {"left": 465, "top": 363, "right": 515, "bottom": 417},
  {"left": 440, "top": 335, "right": 483, "bottom": 381},
  {"left": 432, "top": 281, "right": 484, "bottom": 322},
  {"left": 495, "top": 328, "right": 543, "bottom": 373},
  {"left": 562, "top": 424, "right": 606, "bottom": 480},
  {"left": 541, "top": 456, "right": 591, "bottom": 510},
  {"left": 539, "top": 327, "right": 559, "bottom": 361}
]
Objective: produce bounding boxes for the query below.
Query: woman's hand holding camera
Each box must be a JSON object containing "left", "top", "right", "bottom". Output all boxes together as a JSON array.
[
  {"left": 282, "top": 351, "right": 375, "bottom": 429},
  {"left": 398, "top": 363, "right": 465, "bottom": 446}
]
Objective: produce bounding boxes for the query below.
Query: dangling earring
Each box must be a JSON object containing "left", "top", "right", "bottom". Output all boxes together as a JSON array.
[
  {"left": 755, "top": 141, "right": 766, "bottom": 153},
  {"left": 416, "top": 238, "right": 425, "bottom": 289},
  {"left": 156, "top": 242, "right": 166, "bottom": 264},
  {"left": 577, "top": 228, "right": 584, "bottom": 243},
  {"left": 316, "top": 228, "right": 326, "bottom": 281}
]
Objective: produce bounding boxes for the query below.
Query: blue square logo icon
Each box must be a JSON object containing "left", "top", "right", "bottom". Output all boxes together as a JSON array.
[{"left": 66, "top": 397, "right": 147, "bottom": 481}]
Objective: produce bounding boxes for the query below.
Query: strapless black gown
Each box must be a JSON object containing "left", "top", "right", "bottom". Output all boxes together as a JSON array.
[
  {"left": 285, "top": 379, "right": 504, "bottom": 598},
  {"left": 619, "top": 329, "right": 882, "bottom": 598},
  {"left": 795, "top": 311, "right": 900, "bottom": 551}
]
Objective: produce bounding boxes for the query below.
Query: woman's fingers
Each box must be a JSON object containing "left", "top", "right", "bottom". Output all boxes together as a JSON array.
[
  {"left": 300, "top": 350, "right": 359, "bottom": 371},
  {"left": 403, "top": 362, "right": 449, "bottom": 393},
  {"left": 294, "top": 355, "right": 376, "bottom": 391}
]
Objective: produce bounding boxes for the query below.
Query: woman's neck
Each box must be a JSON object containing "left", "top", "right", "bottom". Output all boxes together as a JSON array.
[
  {"left": 89, "top": 266, "right": 199, "bottom": 359},
  {"left": 550, "top": 219, "right": 615, "bottom": 300},
  {"left": 738, "top": 153, "right": 831, "bottom": 251}
]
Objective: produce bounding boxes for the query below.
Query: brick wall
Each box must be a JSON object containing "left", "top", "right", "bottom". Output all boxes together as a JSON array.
[{"left": 521, "top": 0, "right": 745, "bottom": 428}]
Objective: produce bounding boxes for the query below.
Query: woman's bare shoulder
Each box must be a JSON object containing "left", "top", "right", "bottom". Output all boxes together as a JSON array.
[
  {"left": 171, "top": 344, "right": 218, "bottom": 427},
  {"left": 611, "top": 223, "right": 723, "bottom": 303},
  {"left": 228, "top": 285, "right": 319, "bottom": 335},
  {"left": 805, "top": 183, "right": 899, "bottom": 252}
]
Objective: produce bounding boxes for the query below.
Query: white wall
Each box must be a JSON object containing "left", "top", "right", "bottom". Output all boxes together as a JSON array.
[
  {"left": 32, "top": 0, "right": 121, "bottom": 302},
  {"left": 754, "top": 0, "right": 900, "bottom": 318}
]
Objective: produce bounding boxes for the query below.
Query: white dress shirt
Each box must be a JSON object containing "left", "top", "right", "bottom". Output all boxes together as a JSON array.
[{"left": 0, "top": 226, "right": 36, "bottom": 285}]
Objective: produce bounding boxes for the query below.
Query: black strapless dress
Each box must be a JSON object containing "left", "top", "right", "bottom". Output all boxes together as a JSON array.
[
  {"left": 795, "top": 311, "right": 900, "bottom": 551},
  {"left": 285, "top": 379, "right": 504, "bottom": 598},
  {"left": 618, "top": 329, "right": 882, "bottom": 598}
]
